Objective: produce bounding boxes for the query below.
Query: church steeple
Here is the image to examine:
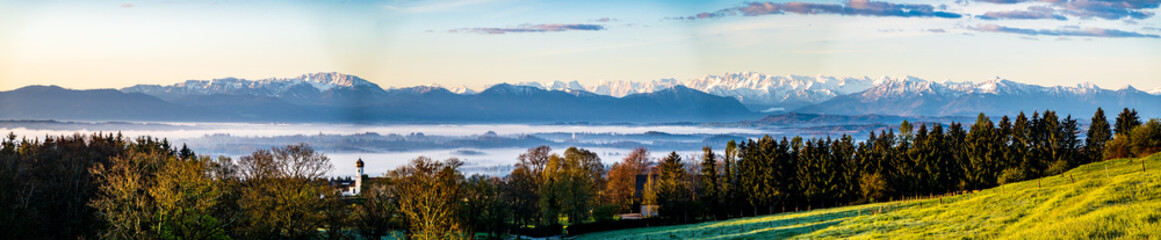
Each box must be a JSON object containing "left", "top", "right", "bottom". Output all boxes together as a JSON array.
[{"left": 354, "top": 158, "right": 364, "bottom": 195}]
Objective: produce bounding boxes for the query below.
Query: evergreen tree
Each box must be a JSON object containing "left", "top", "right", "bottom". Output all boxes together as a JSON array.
[
  {"left": 1086, "top": 108, "right": 1112, "bottom": 161},
  {"left": 698, "top": 146, "right": 719, "bottom": 219},
  {"left": 965, "top": 113, "right": 999, "bottom": 189},
  {"left": 874, "top": 130, "right": 898, "bottom": 197},
  {"left": 1039, "top": 111, "right": 1067, "bottom": 175},
  {"left": 653, "top": 152, "right": 693, "bottom": 222},
  {"left": 721, "top": 140, "right": 738, "bottom": 217},
  {"left": 926, "top": 124, "right": 951, "bottom": 193},
  {"left": 1060, "top": 115, "right": 1082, "bottom": 170},
  {"left": 1114, "top": 108, "right": 1142, "bottom": 135},
  {"left": 910, "top": 124, "right": 935, "bottom": 194},
  {"left": 1012, "top": 112, "right": 1033, "bottom": 176},
  {"left": 833, "top": 135, "right": 858, "bottom": 204},
  {"left": 997, "top": 116, "right": 1014, "bottom": 171},
  {"left": 1039, "top": 111, "right": 1063, "bottom": 176}
]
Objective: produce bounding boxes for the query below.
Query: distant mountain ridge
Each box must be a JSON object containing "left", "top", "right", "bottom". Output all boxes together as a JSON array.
[
  {"left": 6, "top": 73, "right": 757, "bottom": 123},
  {"left": 505, "top": 72, "right": 875, "bottom": 111},
  {"left": 798, "top": 76, "right": 1161, "bottom": 118},
  {"left": 122, "top": 72, "right": 1161, "bottom": 116},
  {"left": 4, "top": 72, "right": 1159, "bottom": 122}
]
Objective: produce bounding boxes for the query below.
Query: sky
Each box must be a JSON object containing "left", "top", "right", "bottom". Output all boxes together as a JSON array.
[{"left": 1, "top": 0, "right": 1160, "bottom": 91}]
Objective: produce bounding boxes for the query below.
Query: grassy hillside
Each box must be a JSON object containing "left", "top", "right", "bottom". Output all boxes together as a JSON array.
[{"left": 577, "top": 153, "right": 1161, "bottom": 239}]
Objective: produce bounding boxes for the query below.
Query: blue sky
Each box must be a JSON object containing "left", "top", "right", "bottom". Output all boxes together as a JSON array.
[{"left": 1, "top": 0, "right": 1159, "bottom": 91}]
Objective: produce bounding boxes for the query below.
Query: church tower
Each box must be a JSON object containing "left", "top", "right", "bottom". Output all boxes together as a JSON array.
[{"left": 355, "top": 158, "right": 364, "bottom": 195}]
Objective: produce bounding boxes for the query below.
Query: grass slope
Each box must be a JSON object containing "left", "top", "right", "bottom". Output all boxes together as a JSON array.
[{"left": 577, "top": 153, "right": 1161, "bottom": 239}]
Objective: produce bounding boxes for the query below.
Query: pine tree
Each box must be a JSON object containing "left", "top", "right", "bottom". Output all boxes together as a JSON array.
[
  {"left": 1039, "top": 111, "right": 1063, "bottom": 176},
  {"left": 927, "top": 124, "right": 950, "bottom": 193},
  {"left": 997, "top": 116, "right": 1014, "bottom": 171},
  {"left": 1060, "top": 115, "right": 1082, "bottom": 168},
  {"left": 834, "top": 135, "right": 858, "bottom": 204},
  {"left": 698, "top": 146, "right": 719, "bottom": 219},
  {"left": 1040, "top": 111, "right": 1068, "bottom": 175},
  {"left": 1114, "top": 108, "right": 1142, "bottom": 135},
  {"left": 654, "top": 151, "right": 692, "bottom": 222},
  {"left": 911, "top": 124, "right": 935, "bottom": 194},
  {"left": 965, "top": 113, "right": 999, "bottom": 189},
  {"left": 1012, "top": 112, "right": 1033, "bottom": 176},
  {"left": 1085, "top": 108, "right": 1112, "bottom": 162},
  {"left": 721, "top": 140, "right": 737, "bottom": 217}
]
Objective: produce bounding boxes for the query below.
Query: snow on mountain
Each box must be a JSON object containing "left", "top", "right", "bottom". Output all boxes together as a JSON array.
[
  {"left": 428, "top": 83, "right": 478, "bottom": 95},
  {"left": 588, "top": 79, "right": 680, "bottom": 97},
  {"left": 449, "top": 86, "right": 478, "bottom": 95},
  {"left": 683, "top": 73, "right": 873, "bottom": 109},
  {"left": 1148, "top": 87, "right": 1161, "bottom": 95},
  {"left": 801, "top": 75, "right": 1161, "bottom": 117},
  {"left": 121, "top": 71, "right": 1158, "bottom": 117},
  {"left": 122, "top": 72, "right": 381, "bottom": 101},
  {"left": 856, "top": 76, "right": 1127, "bottom": 101},
  {"left": 504, "top": 72, "right": 875, "bottom": 111}
]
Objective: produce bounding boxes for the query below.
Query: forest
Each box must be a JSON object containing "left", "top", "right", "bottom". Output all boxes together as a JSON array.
[{"left": 1, "top": 107, "right": 1160, "bottom": 239}]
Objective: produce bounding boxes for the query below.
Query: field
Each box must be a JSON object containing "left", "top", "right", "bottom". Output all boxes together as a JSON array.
[{"left": 577, "top": 153, "right": 1161, "bottom": 239}]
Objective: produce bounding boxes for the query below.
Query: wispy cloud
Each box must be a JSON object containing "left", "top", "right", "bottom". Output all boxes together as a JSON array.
[
  {"left": 451, "top": 24, "right": 605, "bottom": 34},
  {"left": 978, "top": 6, "right": 1067, "bottom": 20},
  {"left": 680, "top": 0, "right": 963, "bottom": 20},
  {"left": 970, "top": 23, "right": 1160, "bottom": 38},
  {"left": 973, "top": 0, "right": 1158, "bottom": 20}
]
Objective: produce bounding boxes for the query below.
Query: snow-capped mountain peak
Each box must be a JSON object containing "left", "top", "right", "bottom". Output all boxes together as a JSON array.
[
  {"left": 1147, "top": 87, "right": 1161, "bottom": 95},
  {"left": 497, "top": 72, "right": 875, "bottom": 110},
  {"left": 1077, "top": 82, "right": 1100, "bottom": 89},
  {"left": 120, "top": 72, "right": 382, "bottom": 102}
]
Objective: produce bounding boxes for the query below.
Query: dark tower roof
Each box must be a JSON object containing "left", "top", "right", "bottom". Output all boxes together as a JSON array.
[{"left": 356, "top": 158, "right": 364, "bottom": 168}]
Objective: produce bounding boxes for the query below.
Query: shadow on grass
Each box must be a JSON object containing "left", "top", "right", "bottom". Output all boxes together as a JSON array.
[{"left": 612, "top": 208, "right": 880, "bottom": 240}]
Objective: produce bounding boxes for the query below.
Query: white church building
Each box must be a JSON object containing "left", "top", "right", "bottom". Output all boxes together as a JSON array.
[{"left": 330, "top": 158, "right": 365, "bottom": 196}]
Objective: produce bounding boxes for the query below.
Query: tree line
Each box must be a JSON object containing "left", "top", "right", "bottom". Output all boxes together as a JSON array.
[{"left": 2, "top": 107, "right": 1159, "bottom": 239}]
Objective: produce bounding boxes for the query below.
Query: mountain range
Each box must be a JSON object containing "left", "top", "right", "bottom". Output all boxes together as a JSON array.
[
  {"left": 1, "top": 72, "right": 1158, "bottom": 123},
  {"left": 5, "top": 73, "right": 757, "bottom": 123},
  {"left": 500, "top": 73, "right": 1160, "bottom": 118},
  {"left": 797, "top": 76, "right": 1161, "bottom": 118},
  {"left": 509, "top": 72, "right": 874, "bottom": 111}
]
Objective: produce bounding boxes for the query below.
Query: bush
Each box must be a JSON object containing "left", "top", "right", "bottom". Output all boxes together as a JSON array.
[
  {"left": 859, "top": 173, "right": 888, "bottom": 202},
  {"left": 997, "top": 168, "right": 1028, "bottom": 185},
  {"left": 1104, "top": 134, "right": 1133, "bottom": 160},
  {"left": 1130, "top": 119, "right": 1161, "bottom": 158},
  {"left": 592, "top": 204, "right": 620, "bottom": 223},
  {"left": 1046, "top": 159, "right": 1070, "bottom": 176}
]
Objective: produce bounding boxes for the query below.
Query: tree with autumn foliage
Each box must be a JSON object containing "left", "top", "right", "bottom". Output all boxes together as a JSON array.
[{"left": 604, "top": 147, "right": 650, "bottom": 213}]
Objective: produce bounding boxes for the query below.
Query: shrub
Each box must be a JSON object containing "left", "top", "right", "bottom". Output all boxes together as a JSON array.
[
  {"left": 1130, "top": 119, "right": 1161, "bottom": 158},
  {"left": 593, "top": 204, "right": 620, "bottom": 223},
  {"left": 997, "top": 168, "right": 1028, "bottom": 185},
  {"left": 1046, "top": 159, "right": 1070, "bottom": 176},
  {"left": 1104, "top": 134, "right": 1133, "bottom": 160},
  {"left": 859, "top": 173, "right": 888, "bottom": 202}
]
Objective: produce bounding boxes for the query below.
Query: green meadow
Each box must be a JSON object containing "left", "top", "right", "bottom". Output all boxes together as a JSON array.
[{"left": 577, "top": 153, "right": 1161, "bottom": 239}]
